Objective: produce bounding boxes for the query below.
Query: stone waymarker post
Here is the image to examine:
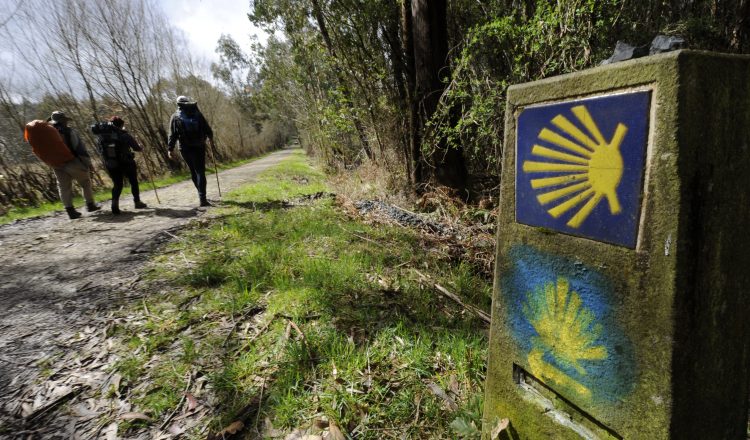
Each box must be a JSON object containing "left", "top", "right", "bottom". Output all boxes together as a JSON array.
[{"left": 483, "top": 51, "right": 750, "bottom": 439}]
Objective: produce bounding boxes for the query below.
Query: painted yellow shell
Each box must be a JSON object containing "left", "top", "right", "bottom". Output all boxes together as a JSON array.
[{"left": 522, "top": 105, "right": 628, "bottom": 228}]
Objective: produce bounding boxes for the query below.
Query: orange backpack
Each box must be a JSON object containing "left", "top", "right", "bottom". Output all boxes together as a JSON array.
[{"left": 24, "top": 120, "right": 75, "bottom": 168}]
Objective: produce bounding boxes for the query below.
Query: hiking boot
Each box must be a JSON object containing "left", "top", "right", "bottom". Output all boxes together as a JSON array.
[
  {"left": 134, "top": 200, "right": 148, "bottom": 209},
  {"left": 200, "top": 199, "right": 212, "bottom": 207},
  {"left": 65, "top": 207, "right": 82, "bottom": 219},
  {"left": 86, "top": 202, "right": 101, "bottom": 212},
  {"left": 111, "top": 200, "right": 121, "bottom": 215}
]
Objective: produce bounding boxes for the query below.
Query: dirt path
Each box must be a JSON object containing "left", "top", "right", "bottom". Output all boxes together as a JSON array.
[{"left": 0, "top": 149, "right": 295, "bottom": 423}]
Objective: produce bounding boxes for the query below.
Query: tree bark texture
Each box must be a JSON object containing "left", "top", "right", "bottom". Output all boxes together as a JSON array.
[
  {"left": 400, "top": 0, "right": 419, "bottom": 186},
  {"left": 411, "top": 0, "right": 467, "bottom": 193}
]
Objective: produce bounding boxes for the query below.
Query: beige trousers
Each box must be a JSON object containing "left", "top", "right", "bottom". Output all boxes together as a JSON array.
[{"left": 53, "top": 158, "right": 95, "bottom": 208}]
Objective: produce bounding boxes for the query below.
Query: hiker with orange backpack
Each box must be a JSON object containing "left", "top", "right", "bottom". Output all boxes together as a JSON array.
[{"left": 24, "top": 111, "right": 100, "bottom": 219}]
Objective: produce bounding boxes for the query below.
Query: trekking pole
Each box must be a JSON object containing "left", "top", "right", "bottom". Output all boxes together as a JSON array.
[
  {"left": 142, "top": 151, "right": 161, "bottom": 204},
  {"left": 208, "top": 138, "right": 222, "bottom": 198},
  {"left": 136, "top": 136, "right": 161, "bottom": 204}
]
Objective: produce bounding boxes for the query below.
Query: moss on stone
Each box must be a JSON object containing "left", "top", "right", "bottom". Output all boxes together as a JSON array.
[{"left": 484, "top": 51, "right": 750, "bottom": 439}]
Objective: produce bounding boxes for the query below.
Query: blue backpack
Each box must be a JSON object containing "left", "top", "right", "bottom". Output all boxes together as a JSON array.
[{"left": 179, "top": 110, "right": 202, "bottom": 144}]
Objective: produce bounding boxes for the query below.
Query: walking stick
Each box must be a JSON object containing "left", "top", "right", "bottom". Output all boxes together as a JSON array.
[
  {"left": 136, "top": 136, "right": 160, "bottom": 204},
  {"left": 142, "top": 151, "right": 161, "bottom": 204},
  {"left": 208, "top": 138, "right": 222, "bottom": 198}
]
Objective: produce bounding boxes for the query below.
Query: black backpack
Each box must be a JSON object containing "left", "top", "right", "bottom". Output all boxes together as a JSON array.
[{"left": 92, "top": 123, "right": 129, "bottom": 167}]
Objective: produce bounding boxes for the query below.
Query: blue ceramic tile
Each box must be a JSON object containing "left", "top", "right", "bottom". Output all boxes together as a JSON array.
[{"left": 515, "top": 91, "right": 651, "bottom": 248}]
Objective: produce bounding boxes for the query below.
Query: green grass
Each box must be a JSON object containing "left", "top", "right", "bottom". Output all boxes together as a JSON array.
[
  {"left": 0, "top": 153, "right": 269, "bottom": 225},
  {"left": 110, "top": 150, "right": 490, "bottom": 438}
]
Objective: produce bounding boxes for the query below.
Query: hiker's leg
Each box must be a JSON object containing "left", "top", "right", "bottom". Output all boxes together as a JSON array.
[
  {"left": 124, "top": 162, "right": 141, "bottom": 202},
  {"left": 195, "top": 146, "right": 207, "bottom": 201},
  {"left": 53, "top": 167, "right": 74, "bottom": 208},
  {"left": 80, "top": 177, "right": 95, "bottom": 204},
  {"left": 67, "top": 159, "right": 95, "bottom": 204},
  {"left": 108, "top": 166, "right": 124, "bottom": 201},
  {"left": 180, "top": 149, "right": 200, "bottom": 190}
]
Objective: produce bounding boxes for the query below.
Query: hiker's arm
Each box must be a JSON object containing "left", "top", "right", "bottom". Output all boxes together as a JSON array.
[
  {"left": 125, "top": 133, "right": 142, "bottom": 152},
  {"left": 202, "top": 114, "right": 213, "bottom": 140},
  {"left": 167, "top": 115, "right": 179, "bottom": 151}
]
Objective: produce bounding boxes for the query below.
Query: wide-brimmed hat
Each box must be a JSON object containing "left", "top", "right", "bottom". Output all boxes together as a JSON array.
[
  {"left": 49, "top": 111, "right": 71, "bottom": 125},
  {"left": 176, "top": 95, "right": 196, "bottom": 105}
]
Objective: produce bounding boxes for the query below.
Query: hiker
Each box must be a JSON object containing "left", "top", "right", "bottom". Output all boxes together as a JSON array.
[
  {"left": 92, "top": 116, "right": 148, "bottom": 214},
  {"left": 167, "top": 96, "right": 214, "bottom": 207},
  {"left": 46, "top": 111, "right": 100, "bottom": 219}
]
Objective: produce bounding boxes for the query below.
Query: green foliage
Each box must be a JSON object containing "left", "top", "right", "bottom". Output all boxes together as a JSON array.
[
  {"left": 242, "top": 0, "right": 750, "bottom": 196},
  {"left": 426, "top": 1, "right": 623, "bottom": 182},
  {"left": 451, "top": 417, "right": 482, "bottom": 438},
  {"left": 212, "top": 35, "right": 265, "bottom": 132}
]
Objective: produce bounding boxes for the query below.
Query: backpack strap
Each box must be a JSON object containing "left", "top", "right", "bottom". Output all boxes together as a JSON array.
[{"left": 58, "top": 126, "right": 78, "bottom": 158}]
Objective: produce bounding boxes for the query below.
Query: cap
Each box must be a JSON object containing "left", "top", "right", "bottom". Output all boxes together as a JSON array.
[
  {"left": 49, "top": 111, "right": 70, "bottom": 125},
  {"left": 176, "top": 95, "right": 196, "bottom": 105}
]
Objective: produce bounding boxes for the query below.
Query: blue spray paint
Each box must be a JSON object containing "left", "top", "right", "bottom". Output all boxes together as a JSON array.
[{"left": 503, "top": 245, "right": 636, "bottom": 405}]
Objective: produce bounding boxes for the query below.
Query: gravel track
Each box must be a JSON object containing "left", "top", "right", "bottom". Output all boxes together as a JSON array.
[{"left": 0, "top": 149, "right": 295, "bottom": 399}]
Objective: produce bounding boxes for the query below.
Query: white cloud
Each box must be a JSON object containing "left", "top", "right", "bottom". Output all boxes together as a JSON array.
[{"left": 157, "top": 0, "right": 266, "bottom": 65}]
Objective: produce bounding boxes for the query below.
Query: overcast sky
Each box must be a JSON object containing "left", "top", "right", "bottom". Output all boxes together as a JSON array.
[
  {"left": 158, "top": 0, "right": 266, "bottom": 65},
  {"left": 0, "top": 0, "right": 267, "bottom": 100}
]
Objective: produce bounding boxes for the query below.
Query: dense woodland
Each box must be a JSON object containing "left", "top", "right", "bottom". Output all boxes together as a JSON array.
[
  {"left": 0, "top": 0, "right": 748, "bottom": 211},
  {"left": 245, "top": 0, "right": 749, "bottom": 200}
]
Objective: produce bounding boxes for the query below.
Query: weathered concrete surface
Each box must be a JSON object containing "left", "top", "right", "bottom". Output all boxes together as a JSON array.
[{"left": 483, "top": 51, "right": 750, "bottom": 439}]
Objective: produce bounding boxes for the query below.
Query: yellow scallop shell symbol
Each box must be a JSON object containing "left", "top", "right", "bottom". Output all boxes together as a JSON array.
[
  {"left": 523, "top": 277, "right": 607, "bottom": 400},
  {"left": 522, "top": 105, "right": 628, "bottom": 228}
]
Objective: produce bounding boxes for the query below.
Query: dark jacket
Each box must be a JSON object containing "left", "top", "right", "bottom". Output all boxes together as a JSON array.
[
  {"left": 117, "top": 129, "right": 142, "bottom": 153},
  {"left": 95, "top": 124, "right": 142, "bottom": 166},
  {"left": 167, "top": 105, "right": 213, "bottom": 151}
]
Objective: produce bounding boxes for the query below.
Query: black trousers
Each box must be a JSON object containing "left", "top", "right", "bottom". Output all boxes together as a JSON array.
[
  {"left": 107, "top": 160, "right": 140, "bottom": 202},
  {"left": 180, "top": 146, "right": 207, "bottom": 200}
]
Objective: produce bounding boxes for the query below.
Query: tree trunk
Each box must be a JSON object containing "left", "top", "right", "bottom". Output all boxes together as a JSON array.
[
  {"left": 411, "top": 0, "right": 467, "bottom": 193},
  {"left": 401, "top": 0, "right": 421, "bottom": 188},
  {"left": 386, "top": 1, "right": 412, "bottom": 183},
  {"left": 730, "top": 0, "right": 748, "bottom": 51}
]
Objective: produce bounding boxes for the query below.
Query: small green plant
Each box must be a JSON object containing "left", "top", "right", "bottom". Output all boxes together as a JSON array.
[{"left": 451, "top": 393, "right": 484, "bottom": 439}]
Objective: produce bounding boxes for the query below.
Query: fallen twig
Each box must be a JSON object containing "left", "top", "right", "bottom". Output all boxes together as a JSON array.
[
  {"left": 277, "top": 313, "right": 320, "bottom": 321},
  {"left": 434, "top": 283, "right": 491, "bottom": 324},
  {"left": 426, "top": 381, "right": 458, "bottom": 411},
  {"left": 234, "top": 314, "right": 277, "bottom": 354},
  {"left": 413, "top": 270, "right": 491, "bottom": 324},
  {"left": 223, "top": 306, "right": 265, "bottom": 347},
  {"left": 159, "top": 370, "right": 194, "bottom": 431},
  {"left": 255, "top": 377, "right": 266, "bottom": 431},
  {"left": 26, "top": 385, "right": 87, "bottom": 423},
  {"left": 163, "top": 230, "right": 184, "bottom": 241},
  {"left": 286, "top": 320, "right": 308, "bottom": 343},
  {"left": 281, "top": 316, "right": 312, "bottom": 357}
]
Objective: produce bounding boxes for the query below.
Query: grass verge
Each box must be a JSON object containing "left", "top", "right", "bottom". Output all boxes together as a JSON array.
[
  {"left": 111, "top": 150, "right": 490, "bottom": 438},
  {"left": 0, "top": 153, "right": 268, "bottom": 225}
]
